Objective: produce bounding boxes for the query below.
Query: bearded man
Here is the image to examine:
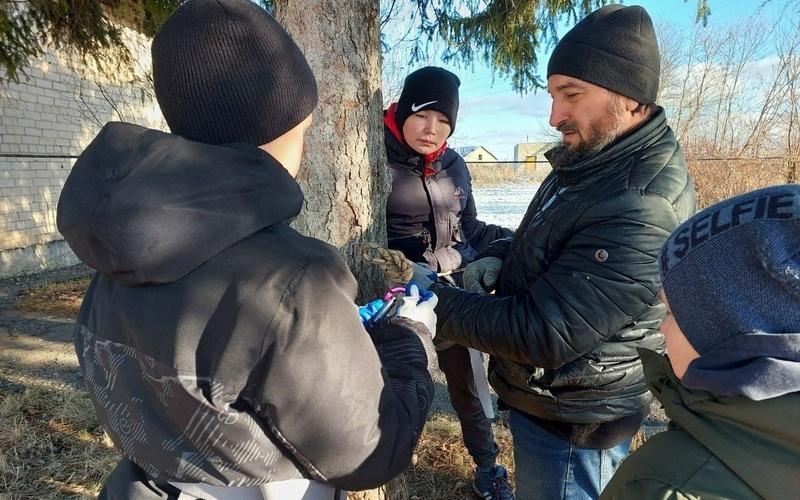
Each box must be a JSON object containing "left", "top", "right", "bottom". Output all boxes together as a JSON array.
[{"left": 414, "top": 5, "right": 697, "bottom": 499}]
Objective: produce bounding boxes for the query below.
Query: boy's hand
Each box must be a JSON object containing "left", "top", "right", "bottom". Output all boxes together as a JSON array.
[
  {"left": 396, "top": 284, "right": 438, "bottom": 338},
  {"left": 358, "top": 299, "right": 386, "bottom": 325}
]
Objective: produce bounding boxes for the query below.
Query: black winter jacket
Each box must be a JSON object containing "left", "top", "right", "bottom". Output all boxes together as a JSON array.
[
  {"left": 433, "top": 108, "right": 696, "bottom": 424},
  {"left": 57, "top": 123, "right": 435, "bottom": 494},
  {"left": 385, "top": 124, "right": 512, "bottom": 272}
]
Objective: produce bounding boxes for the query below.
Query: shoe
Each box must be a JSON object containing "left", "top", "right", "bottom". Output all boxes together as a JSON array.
[{"left": 472, "top": 464, "right": 514, "bottom": 499}]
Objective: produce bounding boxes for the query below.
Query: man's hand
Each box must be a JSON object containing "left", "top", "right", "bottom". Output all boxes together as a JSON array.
[{"left": 463, "top": 256, "right": 503, "bottom": 294}]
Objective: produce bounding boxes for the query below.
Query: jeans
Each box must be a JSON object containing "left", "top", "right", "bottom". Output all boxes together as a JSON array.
[
  {"left": 509, "top": 409, "right": 631, "bottom": 500},
  {"left": 437, "top": 344, "right": 500, "bottom": 469}
]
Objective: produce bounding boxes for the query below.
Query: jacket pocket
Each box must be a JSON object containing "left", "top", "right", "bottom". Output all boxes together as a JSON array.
[{"left": 451, "top": 216, "right": 463, "bottom": 243}]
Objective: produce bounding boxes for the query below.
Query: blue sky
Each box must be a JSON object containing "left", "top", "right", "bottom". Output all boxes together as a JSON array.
[{"left": 383, "top": 0, "right": 795, "bottom": 160}]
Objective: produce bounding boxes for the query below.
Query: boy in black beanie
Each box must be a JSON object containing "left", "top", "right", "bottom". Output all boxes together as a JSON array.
[
  {"left": 602, "top": 185, "right": 800, "bottom": 499},
  {"left": 421, "top": 5, "right": 696, "bottom": 499},
  {"left": 57, "top": 1, "right": 437, "bottom": 498},
  {"left": 384, "top": 66, "right": 514, "bottom": 499}
]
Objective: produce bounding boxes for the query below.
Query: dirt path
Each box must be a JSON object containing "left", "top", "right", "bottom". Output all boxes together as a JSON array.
[
  {"left": 0, "top": 265, "right": 93, "bottom": 394},
  {"left": 0, "top": 309, "right": 80, "bottom": 392},
  {"left": 0, "top": 266, "right": 118, "bottom": 499}
]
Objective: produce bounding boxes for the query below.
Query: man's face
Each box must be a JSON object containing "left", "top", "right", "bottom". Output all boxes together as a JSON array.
[
  {"left": 401, "top": 109, "right": 451, "bottom": 155},
  {"left": 546, "top": 75, "right": 629, "bottom": 165}
]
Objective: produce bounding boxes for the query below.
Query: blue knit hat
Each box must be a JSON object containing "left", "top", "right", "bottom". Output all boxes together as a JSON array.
[{"left": 660, "top": 184, "right": 800, "bottom": 400}]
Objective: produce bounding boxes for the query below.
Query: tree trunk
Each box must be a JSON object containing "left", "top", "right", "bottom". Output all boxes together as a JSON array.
[
  {"left": 788, "top": 159, "right": 798, "bottom": 184},
  {"left": 274, "top": 2, "right": 408, "bottom": 499},
  {"left": 275, "top": 0, "right": 390, "bottom": 303}
]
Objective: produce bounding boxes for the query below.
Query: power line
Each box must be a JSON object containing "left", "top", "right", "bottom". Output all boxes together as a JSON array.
[
  {"left": 0, "top": 154, "right": 794, "bottom": 163},
  {"left": 466, "top": 156, "right": 796, "bottom": 165},
  {"left": 0, "top": 153, "right": 79, "bottom": 159}
]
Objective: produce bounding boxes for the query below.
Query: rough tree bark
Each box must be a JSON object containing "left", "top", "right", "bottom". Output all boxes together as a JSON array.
[
  {"left": 275, "top": 0, "right": 390, "bottom": 303},
  {"left": 274, "top": 1, "right": 407, "bottom": 498}
]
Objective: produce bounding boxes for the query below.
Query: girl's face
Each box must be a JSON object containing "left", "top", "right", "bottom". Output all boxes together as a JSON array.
[
  {"left": 401, "top": 109, "right": 451, "bottom": 155},
  {"left": 659, "top": 291, "right": 700, "bottom": 379}
]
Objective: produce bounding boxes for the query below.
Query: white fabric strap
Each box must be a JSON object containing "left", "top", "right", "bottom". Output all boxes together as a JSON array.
[
  {"left": 170, "top": 479, "right": 345, "bottom": 500},
  {"left": 468, "top": 347, "right": 495, "bottom": 419}
]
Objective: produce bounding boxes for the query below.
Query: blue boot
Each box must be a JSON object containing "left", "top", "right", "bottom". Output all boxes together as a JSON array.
[{"left": 473, "top": 464, "right": 514, "bottom": 500}]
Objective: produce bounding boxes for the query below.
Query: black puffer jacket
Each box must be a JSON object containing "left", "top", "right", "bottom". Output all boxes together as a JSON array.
[
  {"left": 385, "top": 119, "right": 512, "bottom": 272},
  {"left": 57, "top": 122, "right": 435, "bottom": 494},
  {"left": 433, "top": 108, "right": 696, "bottom": 424}
]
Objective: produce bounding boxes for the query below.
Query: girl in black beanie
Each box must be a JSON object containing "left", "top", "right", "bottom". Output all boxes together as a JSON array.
[{"left": 384, "top": 66, "right": 515, "bottom": 500}]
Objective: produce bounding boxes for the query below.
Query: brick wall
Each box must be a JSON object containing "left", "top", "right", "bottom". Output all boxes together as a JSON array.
[
  {"left": 0, "top": 27, "right": 166, "bottom": 275},
  {"left": 0, "top": 157, "right": 66, "bottom": 250}
]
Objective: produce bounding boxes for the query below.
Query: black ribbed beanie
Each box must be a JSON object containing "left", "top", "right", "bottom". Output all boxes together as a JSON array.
[
  {"left": 547, "top": 4, "right": 660, "bottom": 104},
  {"left": 152, "top": 0, "right": 318, "bottom": 145},
  {"left": 396, "top": 67, "right": 460, "bottom": 136}
]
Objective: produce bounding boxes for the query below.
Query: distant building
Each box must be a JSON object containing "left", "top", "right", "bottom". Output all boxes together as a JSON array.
[
  {"left": 453, "top": 145, "right": 497, "bottom": 163},
  {"left": 514, "top": 141, "right": 557, "bottom": 181},
  {"left": 514, "top": 142, "right": 555, "bottom": 164},
  {"left": 455, "top": 146, "right": 510, "bottom": 185}
]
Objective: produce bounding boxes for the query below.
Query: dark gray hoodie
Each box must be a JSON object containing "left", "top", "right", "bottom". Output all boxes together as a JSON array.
[{"left": 57, "top": 122, "right": 434, "bottom": 494}]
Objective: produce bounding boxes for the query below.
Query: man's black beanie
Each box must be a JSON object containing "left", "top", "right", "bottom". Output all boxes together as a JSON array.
[
  {"left": 152, "top": 0, "right": 318, "bottom": 145},
  {"left": 547, "top": 4, "right": 660, "bottom": 105},
  {"left": 396, "top": 66, "right": 460, "bottom": 136}
]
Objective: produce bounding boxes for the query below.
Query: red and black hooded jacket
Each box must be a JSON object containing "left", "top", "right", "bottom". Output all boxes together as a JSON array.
[{"left": 383, "top": 104, "right": 512, "bottom": 272}]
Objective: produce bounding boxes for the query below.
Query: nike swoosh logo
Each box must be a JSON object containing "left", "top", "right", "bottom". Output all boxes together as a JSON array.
[{"left": 411, "top": 100, "right": 438, "bottom": 112}]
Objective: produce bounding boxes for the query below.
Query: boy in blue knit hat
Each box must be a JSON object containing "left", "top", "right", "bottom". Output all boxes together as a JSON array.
[{"left": 601, "top": 185, "right": 800, "bottom": 500}]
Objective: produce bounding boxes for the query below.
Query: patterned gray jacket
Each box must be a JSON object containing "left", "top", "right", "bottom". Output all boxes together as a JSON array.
[{"left": 58, "top": 123, "right": 435, "bottom": 495}]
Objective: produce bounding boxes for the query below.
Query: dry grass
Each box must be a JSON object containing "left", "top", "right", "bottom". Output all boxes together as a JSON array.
[
  {"left": 0, "top": 365, "right": 505, "bottom": 500},
  {"left": 405, "top": 413, "right": 514, "bottom": 499},
  {"left": 469, "top": 164, "right": 527, "bottom": 187},
  {"left": 468, "top": 163, "right": 553, "bottom": 188},
  {"left": 0, "top": 359, "right": 118, "bottom": 499},
  {"left": 468, "top": 157, "right": 795, "bottom": 198},
  {"left": 13, "top": 277, "right": 92, "bottom": 318},
  {"left": 687, "top": 158, "right": 791, "bottom": 209}
]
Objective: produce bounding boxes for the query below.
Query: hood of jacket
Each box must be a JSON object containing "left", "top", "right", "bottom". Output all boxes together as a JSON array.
[
  {"left": 57, "top": 122, "right": 304, "bottom": 286},
  {"left": 640, "top": 348, "right": 800, "bottom": 499}
]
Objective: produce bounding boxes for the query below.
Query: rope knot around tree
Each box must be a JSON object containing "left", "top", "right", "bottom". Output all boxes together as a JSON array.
[{"left": 359, "top": 243, "right": 413, "bottom": 284}]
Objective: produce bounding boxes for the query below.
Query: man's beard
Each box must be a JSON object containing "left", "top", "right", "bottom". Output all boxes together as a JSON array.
[{"left": 549, "top": 98, "right": 627, "bottom": 168}]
